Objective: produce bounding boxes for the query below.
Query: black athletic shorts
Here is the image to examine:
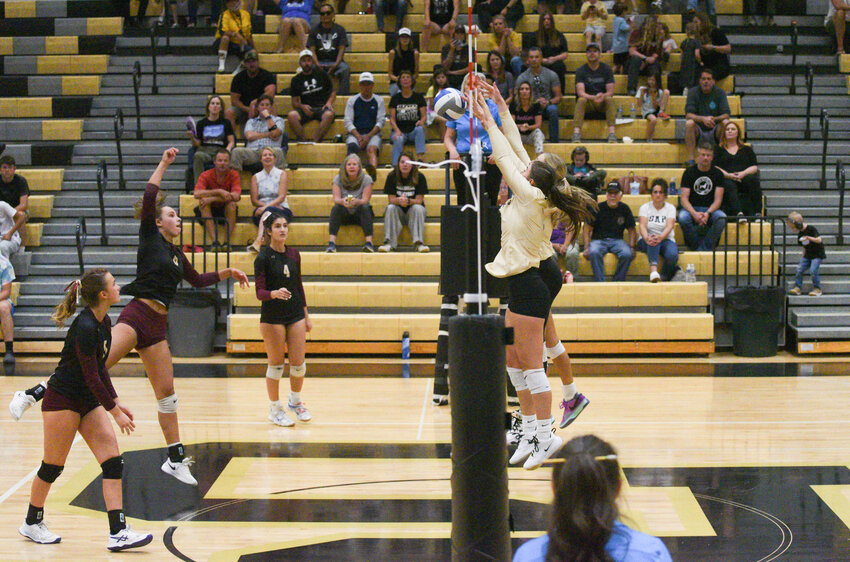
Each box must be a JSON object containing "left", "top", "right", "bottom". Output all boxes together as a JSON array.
[{"left": 506, "top": 256, "right": 562, "bottom": 319}]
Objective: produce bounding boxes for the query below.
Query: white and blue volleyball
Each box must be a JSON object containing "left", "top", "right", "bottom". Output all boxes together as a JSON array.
[{"left": 434, "top": 88, "right": 465, "bottom": 120}]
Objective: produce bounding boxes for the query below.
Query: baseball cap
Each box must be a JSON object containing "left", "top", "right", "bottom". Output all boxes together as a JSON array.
[
  {"left": 359, "top": 71, "right": 375, "bottom": 83},
  {"left": 299, "top": 49, "right": 314, "bottom": 59},
  {"left": 243, "top": 49, "right": 259, "bottom": 61},
  {"left": 586, "top": 43, "right": 601, "bottom": 52},
  {"left": 398, "top": 27, "right": 411, "bottom": 36},
  {"left": 606, "top": 181, "right": 622, "bottom": 193}
]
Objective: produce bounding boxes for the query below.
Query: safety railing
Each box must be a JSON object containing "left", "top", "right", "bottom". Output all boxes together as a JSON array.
[
  {"left": 96, "top": 160, "right": 109, "bottom": 246},
  {"left": 132, "top": 61, "right": 143, "bottom": 140},
  {"left": 803, "top": 62, "right": 814, "bottom": 140},
  {"left": 820, "top": 108, "right": 829, "bottom": 190},
  {"left": 838, "top": 160, "right": 846, "bottom": 246},
  {"left": 75, "top": 216, "right": 87, "bottom": 276},
  {"left": 113, "top": 108, "right": 126, "bottom": 190},
  {"left": 179, "top": 215, "right": 232, "bottom": 304},
  {"left": 150, "top": 24, "right": 159, "bottom": 95},
  {"left": 789, "top": 21, "right": 798, "bottom": 94}
]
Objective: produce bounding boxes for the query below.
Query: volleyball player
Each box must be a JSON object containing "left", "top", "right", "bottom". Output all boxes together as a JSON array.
[
  {"left": 471, "top": 88, "right": 593, "bottom": 470},
  {"left": 10, "top": 148, "right": 250, "bottom": 486},
  {"left": 254, "top": 211, "right": 312, "bottom": 426},
  {"left": 19, "top": 269, "right": 153, "bottom": 551}
]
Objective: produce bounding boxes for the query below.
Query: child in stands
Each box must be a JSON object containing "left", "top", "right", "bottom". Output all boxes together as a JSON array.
[{"left": 787, "top": 211, "right": 826, "bottom": 296}]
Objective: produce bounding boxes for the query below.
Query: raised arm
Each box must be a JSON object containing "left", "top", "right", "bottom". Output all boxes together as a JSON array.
[{"left": 479, "top": 81, "right": 529, "bottom": 167}]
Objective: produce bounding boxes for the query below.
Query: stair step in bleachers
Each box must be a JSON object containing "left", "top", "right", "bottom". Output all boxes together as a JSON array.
[
  {"left": 0, "top": 16, "right": 121, "bottom": 36},
  {"left": 0, "top": 96, "right": 92, "bottom": 117},
  {"left": 0, "top": 118, "right": 83, "bottom": 140},
  {"left": 2, "top": 53, "right": 109, "bottom": 73},
  {"left": 0, "top": 75, "right": 101, "bottom": 97}
]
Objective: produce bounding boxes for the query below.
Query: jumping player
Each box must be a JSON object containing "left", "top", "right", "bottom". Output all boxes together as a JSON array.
[
  {"left": 254, "top": 211, "right": 313, "bottom": 426},
  {"left": 10, "top": 148, "right": 250, "bottom": 486},
  {"left": 19, "top": 269, "right": 153, "bottom": 552}
]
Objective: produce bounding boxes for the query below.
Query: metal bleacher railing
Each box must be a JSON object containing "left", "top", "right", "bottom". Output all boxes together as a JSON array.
[
  {"left": 837, "top": 160, "right": 846, "bottom": 246},
  {"left": 113, "top": 108, "right": 126, "bottom": 190},
  {"left": 820, "top": 108, "right": 829, "bottom": 190},
  {"left": 75, "top": 216, "right": 87, "bottom": 276},
  {"left": 132, "top": 60, "right": 143, "bottom": 140},
  {"left": 789, "top": 21, "right": 799, "bottom": 94},
  {"left": 179, "top": 216, "right": 233, "bottom": 304},
  {"left": 96, "top": 160, "right": 109, "bottom": 246},
  {"left": 804, "top": 62, "right": 814, "bottom": 140}
]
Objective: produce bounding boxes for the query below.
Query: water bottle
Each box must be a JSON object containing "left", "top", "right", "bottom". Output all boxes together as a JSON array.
[
  {"left": 668, "top": 177, "right": 677, "bottom": 195},
  {"left": 616, "top": 103, "right": 623, "bottom": 122},
  {"left": 685, "top": 263, "right": 696, "bottom": 283},
  {"left": 630, "top": 101, "right": 637, "bottom": 121},
  {"left": 630, "top": 181, "right": 640, "bottom": 195},
  {"left": 402, "top": 330, "right": 410, "bottom": 378}
]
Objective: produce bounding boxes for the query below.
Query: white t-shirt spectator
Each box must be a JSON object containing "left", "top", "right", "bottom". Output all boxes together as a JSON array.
[
  {"left": 638, "top": 201, "right": 676, "bottom": 242},
  {"left": 0, "top": 255, "right": 14, "bottom": 287},
  {"left": 253, "top": 167, "right": 290, "bottom": 210},
  {"left": 0, "top": 202, "right": 21, "bottom": 244}
]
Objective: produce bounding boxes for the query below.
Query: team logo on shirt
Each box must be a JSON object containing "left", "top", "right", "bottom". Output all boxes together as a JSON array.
[
  {"left": 617, "top": 216, "right": 624, "bottom": 225},
  {"left": 173, "top": 256, "right": 180, "bottom": 267},
  {"left": 692, "top": 176, "right": 714, "bottom": 196},
  {"left": 301, "top": 78, "right": 323, "bottom": 96}
]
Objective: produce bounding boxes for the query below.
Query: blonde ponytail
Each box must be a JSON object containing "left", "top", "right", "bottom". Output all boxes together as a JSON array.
[{"left": 51, "top": 269, "right": 110, "bottom": 327}]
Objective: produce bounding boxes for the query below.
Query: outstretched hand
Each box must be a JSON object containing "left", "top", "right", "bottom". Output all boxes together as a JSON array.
[
  {"left": 470, "top": 88, "right": 495, "bottom": 129},
  {"left": 478, "top": 80, "right": 507, "bottom": 114},
  {"left": 230, "top": 268, "right": 250, "bottom": 288},
  {"left": 162, "top": 147, "right": 179, "bottom": 165}
]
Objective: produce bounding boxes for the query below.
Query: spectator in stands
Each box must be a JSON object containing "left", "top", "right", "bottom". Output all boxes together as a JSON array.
[
  {"left": 660, "top": 22, "right": 677, "bottom": 54},
  {"left": 0, "top": 199, "right": 24, "bottom": 259},
  {"left": 551, "top": 220, "right": 580, "bottom": 276},
  {"left": 287, "top": 49, "right": 337, "bottom": 143},
  {"left": 787, "top": 211, "right": 826, "bottom": 296},
  {"left": 379, "top": 152, "right": 430, "bottom": 252},
  {"left": 743, "top": 0, "right": 776, "bottom": 26},
  {"left": 426, "top": 66, "right": 450, "bottom": 140},
  {"left": 475, "top": 0, "right": 524, "bottom": 32},
  {"left": 539, "top": 0, "right": 577, "bottom": 14},
  {"left": 626, "top": 15, "right": 664, "bottom": 96},
  {"left": 375, "top": 0, "right": 408, "bottom": 33},
  {"left": 610, "top": 3, "right": 633, "bottom": 74},
  {"left": 422, "top": 0, "right": 460, "bottom": 53},
  {"left": 189, "top": 95, "right": 236, "bottom": 185},
  {"left": 388, "top": 28, "right": 420, "bottom": 97},
  {"left": 582, "top": 181, "right": 636, "bottom": 282},
  {"left": 532, "top": 13, "right": 570, "bottom": 94},
  {"left": 635, "top": 74, "right": 670, "bottom": 143},
  {"left": 225, "top": 50, "right": 277, "bottom": 135},
  {"left": 232, "top": 95, "right": 288, "bottom": 171},
  {"left": 573, "top": 43, "right": 616, "bottom": 144},
  {"left": 390, "top": 70, "right": 427, "bottom": 166},
  {"left": 516, "top": 46, "right": 563, "bottom": 142},
  {"left": 487, "top": 15, "right": 523, "bottom": 77},
  {"left": 345, "top": 72, "right": 386, "bottom": 179},
  {"left": 512, "top": 435, "right": 673, "bottom": 562},
  {"left": 327, "top": 154, "right": 375, "bottom": 252},
  {"left": 0, "top": 255, "right": 15, "bottom": 364},
  {"left": 637, "top": 178, "right": 679, "bottom": 282},
  {"left": 441, "top": 26, "right": 470, "bottom": 89},
  {"left": 684, "top": 67, "right": 730, "bottom": 165},
  {"left": 715, "top": 121, "right": 763, "bottom": 220},
  {"left": 486, "top": 51, "right": 515, "bottom": 106},
  {"left": 580, "top": 0, "right": 608, "bottom": 47},
  {"left": 672, "top": 21, "right": 701, "bottom": 95},
  {"left": 565, "top": 145, "right": 606, "bottom": 198},
  {"left": 307, "top": 3, "right": 351, "bottom": 95},
  {"left": 276, "top": 0, "right": 314, "bottom": 52},
  {"left": 678, "top": 142, "right": 726, "bottom": 251},
  {"left": 694, "top": 11, "right": 731, "bottom": 81},
  {"left": 194, "top": 148, "right": 242, "bottom": 251},
  {"left": 248, "top": 147, "right": 292, "bottom": 253},
  {"left": 828, "top": 0, "right": 849, "bottom": 54},
  {"left": 510, "top": 82, "right": 545, "bottom": 155},
  {"left": 0, "top": 156, "right": 30, "bottom": 220},
  {"left": 215, "top": 0, "right": 255, "bottom": 72}
]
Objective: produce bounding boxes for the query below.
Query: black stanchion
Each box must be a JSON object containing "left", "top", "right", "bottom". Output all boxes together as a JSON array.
[
  {"left": 150, "top": 25, "right": 159, "bottom": 95},
  {"left": 820, "top": 108, "right": 829, "bottom": 190},
  {"left": 96, "top": 160, "right": 109, "bottom": 245},
  {"left": 432, "top": 294, "right": 457, "bottom": 404},
  {"left": 75, "top": 217, "right": 87, "bottom": 276},
  {"left": 132, "top": 61, "right": 143, "bottom": 140},
  {"left": 113, "top": 108, "right": 126, "bottom": 190}
]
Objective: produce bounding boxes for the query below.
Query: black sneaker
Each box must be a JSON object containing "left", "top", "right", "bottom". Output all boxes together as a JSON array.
[
  {"left": 3, "top": 350, "right": 14, "bottom": 365},
  {"left": 325, "top": 241, "right": 337, "bottom": 253},
  {"left": 363, "top": 241, "right": 375, "bottom": 253}
]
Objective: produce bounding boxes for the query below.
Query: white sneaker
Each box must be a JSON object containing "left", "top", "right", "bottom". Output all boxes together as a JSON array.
[
  {"left": 217, "top": 59, "right": 225, "bottom": 73},
  {"left": 509, "top": 436, "right": 537, "bottom": 465},
  {"left": 288, "top": 401, "right": 312, "bottom": 422},
  {"left": 649, "top": 271, "right": 661, "bottom": 283},
  {"left": 378, "top": 243, "right": 392, "bottom": 252},
  {"left": 415, "top": 242, "right": 430, "bottom": 253},
  {"left": 523, "top": 434, "right": 564, "bottom": 470},
  {"left": 269, "top": 404, "right": 295, "bottom": 427},
  {"left": 161, "top": 457, "right": 198, "bottom": 486},
  {"left": 107, "top": 526, "right": 153, "bottom": 552},
  {"left": 9, "top": 390, "right": 35, "bottom": 421},
  {"left": 19, "top": 521, "right": 61, "bottom": 544}
]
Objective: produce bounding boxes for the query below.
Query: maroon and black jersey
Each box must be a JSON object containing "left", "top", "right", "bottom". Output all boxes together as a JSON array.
[
  {"left": 47, "top": 308, "right": 117, "bottom": 410},
  {"left": 254, "top": 245, "right": 307, "bottom": 324},
  {"left": 121, "top": 183, "right": 220, "bottom": 307}
]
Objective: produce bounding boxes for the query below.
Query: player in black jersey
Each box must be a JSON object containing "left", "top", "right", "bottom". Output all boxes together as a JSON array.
[
  {"left": 10, "top": 148, "right": 250, "bottom": 487},
  {"left": 254, "top": 211, "right": 313, "bottom": 426},
  {"left": 18, "top": 269, "right": 153, "bottom": 551}
]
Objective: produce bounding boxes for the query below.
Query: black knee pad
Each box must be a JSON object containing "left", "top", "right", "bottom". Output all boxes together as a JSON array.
[
  {"left": 37, "top": 462, "right": 64, "bottom": 484},
  {"left": 101, "top": 456, "right": 124, "bottom": 480}
]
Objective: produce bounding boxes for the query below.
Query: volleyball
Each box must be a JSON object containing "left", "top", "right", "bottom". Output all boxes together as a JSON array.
[{"left": 434, "top": 88, "right": 466, "bottom": 120}]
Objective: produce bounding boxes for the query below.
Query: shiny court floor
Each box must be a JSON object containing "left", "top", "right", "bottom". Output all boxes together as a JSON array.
[{"left": 2, "top": 359, "right": 850, "bottom": 560}]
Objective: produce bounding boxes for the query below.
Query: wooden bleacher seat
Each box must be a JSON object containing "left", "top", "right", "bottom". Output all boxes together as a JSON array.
[
  {"left": 17, "top": 168, "right": 63, "bottom": 191},
  {"left": 27, "top": 194, "right": 54, "bottom": 219},
  {"left": 3, "top": 119, "right": 83, "bottom": 141},
  {"left": 839, "top": 54, "right": 849, "bottom": 74},
  {"left": 22, "top": 223, "right": 43, "bottom": 247}
]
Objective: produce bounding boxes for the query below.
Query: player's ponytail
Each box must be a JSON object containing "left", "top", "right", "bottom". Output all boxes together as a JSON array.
[
  {"left": 52, "top": 268, "right": 110, "bottom": 326},
  {"left": 531, "top": 161, "right": 595, "bottom": 236}
]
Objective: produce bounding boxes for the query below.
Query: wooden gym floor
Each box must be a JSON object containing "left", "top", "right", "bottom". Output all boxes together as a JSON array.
[{"left": 2, "top": 356, "right": 850, "bottom": 560}]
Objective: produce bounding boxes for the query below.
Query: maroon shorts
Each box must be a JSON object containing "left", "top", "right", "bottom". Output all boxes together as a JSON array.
[
  {"left": 42, "top": 387, "right": 100, "bottom": 417},
  {"left": 117, "top": 298, "right": 168, "bottom": 350}
]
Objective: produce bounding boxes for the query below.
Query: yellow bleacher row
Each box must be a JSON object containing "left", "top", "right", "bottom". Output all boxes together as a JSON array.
[
  {"left": 840, "top": 54, "right": 849, "bottom": 74},
  {"left": 18, "top": 169, "right": 64, "bottom": 191},
  {"left": 233, "top": 280, "right": 709, "bottom": 309},
  {"left": 0, "top": 36, "right": 82, "bottom": 56}
]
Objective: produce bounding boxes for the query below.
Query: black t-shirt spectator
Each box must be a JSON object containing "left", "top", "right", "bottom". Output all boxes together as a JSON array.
[
  {"left": 509, "top": 100, "right": 542, "bottom": 129},
  {"left": 714, "top": 145, "right": 757, "bottom": 175},
  {"left": 531, "top": 33, "right": 568, "bottom": 60},
  {"left": 384, "top": 172, "right": 429, "bottom": 198},
  {"left": 798, "top": 225, "right": 826, "bottom": 260},
  {"left": 307, "top": 23, "right": 348, "bottom": 63},
  {"left": 0, "top": 174, "right": 29, "bottom": 208},
  {"left": 700, "top": 28, "right": 730, "bottom": 72},
  {"left": 574, "top": 62, "right": 614, "bottom": 97},
  {"left": 390, "top": 91, "right": 426, "bottom": 134},
  {"left": 290, "top": 68, "right": 334, "bottom": 108},
  {"left": 590, "top": 202, "right": 635, "bottom": 240},
  {"left": 230, "top": 68, "right": 276, "bottom": 107},
  {"left": 681, "top": 164, "right": 725, "bottom": 208},
  {"left": 195, "top": 117, "right": 235, "bottom": 148},
  {"left": 441, "top": 43, "right": 469, "bottom": 88}
]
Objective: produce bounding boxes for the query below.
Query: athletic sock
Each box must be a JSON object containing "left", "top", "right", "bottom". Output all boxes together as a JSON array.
[
  {"left": 536, "top": 417, "right": 554, "bottom": 443},
  {"left": 107, "top": 509, "right": 126, "bottom": 535},
  {"left": 26, "top": 504, "right": 43, "bottom": 526},
  {"left": 167, "top": 442, "right": 185, "bottom": 464},
  {"left": 217, "top": 50, "right": 227, "bottom": 61},
  {"left": 26, "top": 382, "right": 47, "bottom": 401},
  {"left": 289, "top": 391, "right": 301, "bottom": 405},
  {"left": 520, "top": 414, "right": 537, "bottom": 438},
  {"left": 562, "top": 383, "right": 577, "bottom": 402},
  {"left": 270, "top": 400, "right": 281, "bottom": 409}
]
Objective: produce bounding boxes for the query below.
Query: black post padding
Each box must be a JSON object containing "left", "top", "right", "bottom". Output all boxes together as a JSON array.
[
  {"left": 449, "top": 314, "right": 510, "bottom": 562},
  {"left": 439, "top": 205, "right": 507, "bottom": 298},
  {"left": 433, "top": 295, "right": 458, "bottom": 398}
]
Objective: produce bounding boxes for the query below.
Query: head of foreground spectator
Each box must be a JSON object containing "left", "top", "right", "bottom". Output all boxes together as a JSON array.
[{"left": 0, "top": 156, "right": 16, "bottom": 183}]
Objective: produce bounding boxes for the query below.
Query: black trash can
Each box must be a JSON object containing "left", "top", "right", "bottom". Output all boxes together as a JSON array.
[
  {"left": 726, "top": 286, "right": 785, "bottom": 357},
  {"left": 166, "top": 288, "right": 221, "bottom": 357}
]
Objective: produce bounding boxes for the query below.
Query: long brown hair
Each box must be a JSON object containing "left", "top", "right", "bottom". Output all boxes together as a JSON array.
[
  {"left": 719, "top": 121, "right": 747, "bottom": 149},
  {"left": 51, "top": 268, "right": 110, "bottom": 327},
  {"left": 393, "top": 150, "right": 420, "bottom": 186},
  {"left": 133, "top": 190, "right": 167, "bottom": 219},
  {"left": 535, "top": 12, "right": 561, "bottom": 48},
  {"left": 530, "top": 161, "right": 595, "bottom": 236}
]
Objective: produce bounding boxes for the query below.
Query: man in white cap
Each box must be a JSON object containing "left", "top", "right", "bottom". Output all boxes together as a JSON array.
[
  {"left": 287, "top": 49, "right": 337, "bottom": 143},
  {"left": 344, "top": 72, "right": 385, "bottom": 179},
  {"left": 307, "top": 3, "right": 351, "bottom": 95}
]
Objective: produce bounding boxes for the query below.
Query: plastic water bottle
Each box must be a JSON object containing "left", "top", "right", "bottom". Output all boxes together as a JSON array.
[
  {"left": 668, "top": 178, "right": 677, "bottom": 195},
  {"left": 630, "top": 101, "right": 637, "bottom": 121},
  {"left": 685, "top": 263, "right": 696, "bottom": 283},
  {"left": 402, "top": 331, "right": 410, "bottom": 378}
]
